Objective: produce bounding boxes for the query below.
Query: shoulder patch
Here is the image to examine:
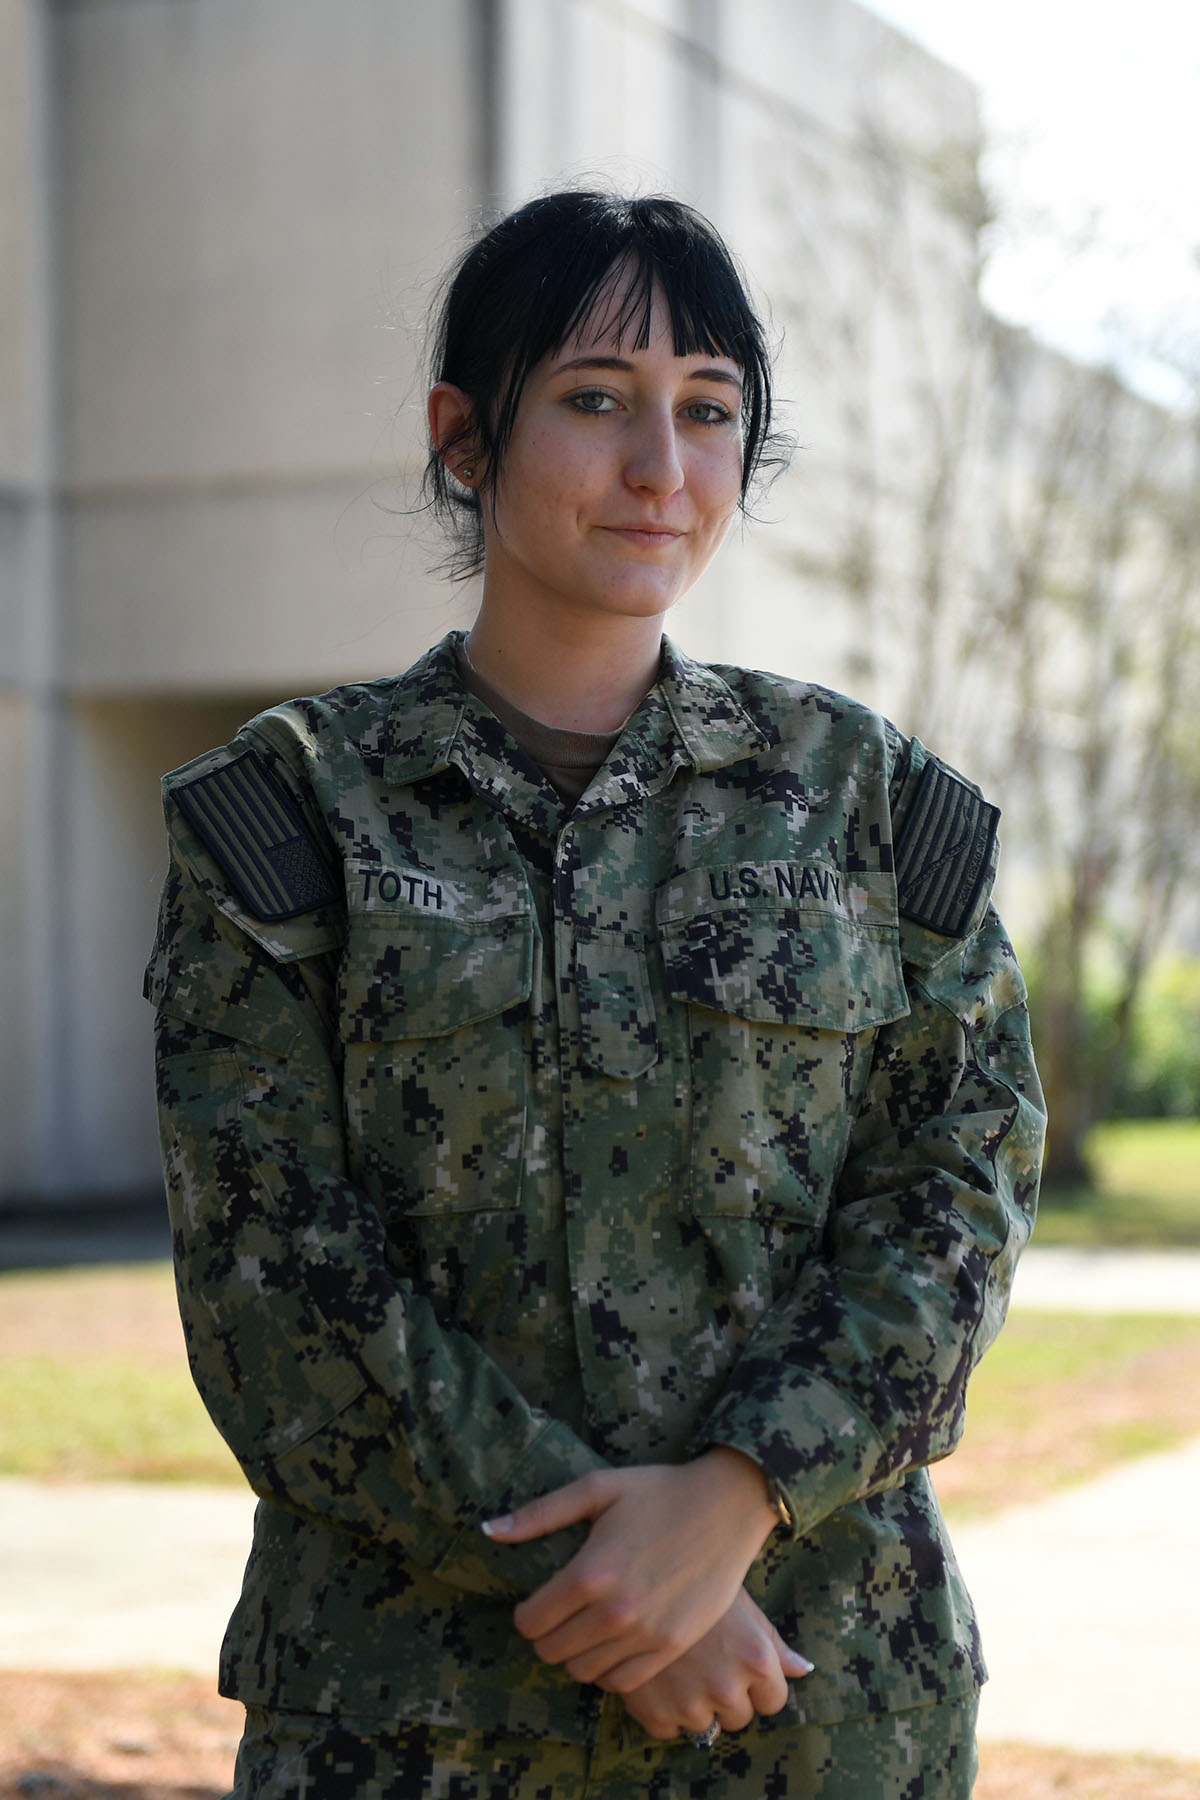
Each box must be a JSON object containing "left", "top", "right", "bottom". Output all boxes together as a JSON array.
[
  {"left": 893, "top": 759, "right": 999, "bottom": 937},
  {"left": 172, "top": 749, "right": 340, "bottom": 922}
]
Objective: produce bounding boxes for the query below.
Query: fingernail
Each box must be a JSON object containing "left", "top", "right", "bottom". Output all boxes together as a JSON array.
[
  {"left": 791, "top": 1654, "right": 815, "bottom": 1675},
  {"left": 481, "top": 1514, "right": 514, "bottom": 1538}
]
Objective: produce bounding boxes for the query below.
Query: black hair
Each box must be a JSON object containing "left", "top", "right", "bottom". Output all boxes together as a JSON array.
[{"left": 423, "top": 190, "right": 787, "bottom": 580}]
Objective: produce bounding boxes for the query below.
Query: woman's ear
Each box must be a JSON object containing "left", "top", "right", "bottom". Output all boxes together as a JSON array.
[{"left": 428, "top": 382, "right": 479, "bottom": 485}]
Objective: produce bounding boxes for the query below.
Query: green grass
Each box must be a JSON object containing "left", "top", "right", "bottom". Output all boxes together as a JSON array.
[
  {"left": 0, "top": 1260, "right": 244, "bottom": 1485},
  {"left": 0, "top": 1353, "right": 243, "bottom": 1484},
  {"left": 970, "top": 1308, "right": 1200, "bottom": 1393},
  {"left": 936, "top": 1309, "right": 1200, "bottom": 1518},
  {"left": 1036, "top": 1117, "right": 1200, "bottom": 1247}
]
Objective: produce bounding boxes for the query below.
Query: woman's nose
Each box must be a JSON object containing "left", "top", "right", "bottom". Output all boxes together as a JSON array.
[{"left": 624, "top": 412, "right": 685, "bottom": 496}]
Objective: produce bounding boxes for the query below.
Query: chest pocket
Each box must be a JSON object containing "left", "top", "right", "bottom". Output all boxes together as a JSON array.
[
  {"left": 657, "top": 882, "right": 907, "bottom": 1225},
  {"left": 338, "top": 913, "right": 534, "bottom": 1215}
]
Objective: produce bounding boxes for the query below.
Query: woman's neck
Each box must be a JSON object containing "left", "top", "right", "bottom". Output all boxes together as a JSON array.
[{"left": 464, "top": 605, "right": 664, "bottom": 733}]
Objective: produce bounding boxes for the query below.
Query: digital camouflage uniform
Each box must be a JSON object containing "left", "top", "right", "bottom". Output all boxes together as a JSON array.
[
  {"left": 147, "top": 632, "right": 1043, "bottom": 1779},
  {"left": 230, "top": 1691, "right": 979, "bottom": 1797}
]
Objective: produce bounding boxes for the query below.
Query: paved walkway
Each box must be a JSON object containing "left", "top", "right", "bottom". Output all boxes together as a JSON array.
[
  {"left": 2, "top": 1246, "right": 1199, "bottom": 1760},
  {"left": 955, "top": 1436, "right": 1200, "bottom": 1761},
  {"left": 0, "top": 1477, "right": 255, "bottom": 1678},
  {"left": 1010, "top": 1244, "right": 1200, "bottom": 1314}
]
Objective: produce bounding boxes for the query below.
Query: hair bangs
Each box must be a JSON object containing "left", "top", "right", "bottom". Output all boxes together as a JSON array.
[{"left": 556, "top": 248, "right": 737, "bottom": 365}]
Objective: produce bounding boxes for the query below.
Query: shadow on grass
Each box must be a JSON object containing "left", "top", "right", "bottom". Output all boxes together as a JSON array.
[
  {"left": 1035, "top": 1182, "right": 1200, "bottom": 1248},
  {"left": 1033, "top": 1119, "right": 1200, "bottom": 1249},
  {"left": 0, "top": 1773, "right": 220, "bottom": 1800}
]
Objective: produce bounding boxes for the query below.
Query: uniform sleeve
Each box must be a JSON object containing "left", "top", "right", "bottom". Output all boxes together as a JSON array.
[
  {"left": 149, "top": 782, "right": 605, "bottom": 1600},
  {"left": 691, "top": 899, "right": 1045, "bottom": 1537}
]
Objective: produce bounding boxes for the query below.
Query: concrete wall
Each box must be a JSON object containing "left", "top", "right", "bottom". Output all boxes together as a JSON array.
[
  {"left": 58, "top": 697, "right": 281, "bottom": 1193},
  {"left": 2, "top": 0, "right": 61, "bottom": 1202},
  {"left": 55, "top": 0, "right": 481, "bottom": 693},
  {"left": 0, "top": 0, "right": 44, "bottom": 490},
  {"left": 0, "top": 497, "right": 26, "bottom": 686},
  {"left": 0, "top": 697, "right": 34, "bottom": 1196}
]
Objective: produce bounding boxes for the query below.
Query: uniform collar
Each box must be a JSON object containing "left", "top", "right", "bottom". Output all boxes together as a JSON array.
[
  {"left": 656, "top": 637, "right": 775, "bottom": 771},
  {"left": 380, "top": 634, "right": 560, "bottom": 831},
  {"left": 381, "top": 632, "right": 773, "bottom": 815}
]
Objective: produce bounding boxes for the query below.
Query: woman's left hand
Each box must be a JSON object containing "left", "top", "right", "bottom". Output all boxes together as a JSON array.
[
  {"left": 481, "top": 1449, "right": 780, "bottom": 1692},
  {"left": 621, "top": 1587, "right": 813, "bottom": 1741}
]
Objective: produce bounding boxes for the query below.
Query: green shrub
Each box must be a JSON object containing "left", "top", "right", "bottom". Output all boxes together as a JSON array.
[
  {"left": 1114, "top": 953, "right": 1200, "bottom": 1117},
  {"left": 1022, "top": 942, "right": 1200, "bottom": 1123}
]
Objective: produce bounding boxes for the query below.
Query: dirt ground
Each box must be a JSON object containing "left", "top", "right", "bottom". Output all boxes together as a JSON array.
[
  {"left": 0, "top": 1673, "right": 239, "bottom": 1799},
  {"left": 2, "top": 1674, "right": 1200, "bottom": 1799},
  {"left": 933, "top": 1331, "right": 1200, "bottom": 1516},
  {"left": 0, "top": 1267, "right": 187, "bottom": 1364}
]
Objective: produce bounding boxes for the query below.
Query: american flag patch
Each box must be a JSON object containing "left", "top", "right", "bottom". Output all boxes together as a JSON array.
[
  {"left": 173, "top": 749, "right": 339, "bottom": 921},
  {"left": 894, "top": 760, "right": 999, "bottom": 938}
]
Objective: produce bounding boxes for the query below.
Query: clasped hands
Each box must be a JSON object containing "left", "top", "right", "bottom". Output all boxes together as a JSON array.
[{"left": 482, "top": 1447, "right": 813, "bottom": 1742}]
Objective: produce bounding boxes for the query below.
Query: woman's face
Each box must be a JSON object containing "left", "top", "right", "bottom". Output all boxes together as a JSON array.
[{"left": 477, "top": 282, "right": 745, "bottom": 629}]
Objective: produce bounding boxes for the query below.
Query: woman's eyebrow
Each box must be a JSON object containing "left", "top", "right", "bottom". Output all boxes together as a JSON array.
[{"left": 554, "top": 354, "right": 743, "bottom": 389}]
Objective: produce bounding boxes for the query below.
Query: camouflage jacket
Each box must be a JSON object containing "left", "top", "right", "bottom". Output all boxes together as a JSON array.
[{"left": 146, "top": 631, "right": 1044, "bottom": 1742}]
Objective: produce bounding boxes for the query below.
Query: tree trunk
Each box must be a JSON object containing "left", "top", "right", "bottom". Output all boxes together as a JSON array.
[{"left": 1033, "top": 980, "right": 1095, "bottom": 1189}]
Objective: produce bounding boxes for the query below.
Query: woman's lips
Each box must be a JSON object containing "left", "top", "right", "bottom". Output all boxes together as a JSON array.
[{"left": 604, "top": 525, "right": 684, "bottom": 547}]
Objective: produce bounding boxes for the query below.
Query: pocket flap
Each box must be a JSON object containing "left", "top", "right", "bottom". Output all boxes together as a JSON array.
[
  {"left": 660, "top": 909, "right": 907, "bottom": 1033},
  {"left": 340, "top": 915, "right": 533, "bottom": 1042},
  {"left": 144, "top": 942, "right": 316, "bottom": 1059}
]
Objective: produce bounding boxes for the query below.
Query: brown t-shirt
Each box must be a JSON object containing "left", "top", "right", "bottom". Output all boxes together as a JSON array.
[{"left": 455, "top": 645, "right": 621, "bottom": 806}]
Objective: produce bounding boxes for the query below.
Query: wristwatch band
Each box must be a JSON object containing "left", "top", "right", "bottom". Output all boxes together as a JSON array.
[{"left": 767, "top": 1476, "right": 795, "bottom": 1532}]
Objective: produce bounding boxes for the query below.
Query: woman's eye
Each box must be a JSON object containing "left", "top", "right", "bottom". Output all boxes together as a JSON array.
[
  {"left": 570, "top": 389, "right": 618, "bottom": 414},
  {"left": 683, "top": 400, "right": 732, "bottom": 426}
]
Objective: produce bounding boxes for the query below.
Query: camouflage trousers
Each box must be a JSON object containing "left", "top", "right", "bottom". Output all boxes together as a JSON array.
[{"left": 227, "top": 1691, "right": 979, "bottom": 1798}]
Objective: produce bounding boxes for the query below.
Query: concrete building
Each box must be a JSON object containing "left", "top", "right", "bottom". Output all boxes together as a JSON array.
[{"left": 0, "top": 0, "right": 998, "bottom": 1209}]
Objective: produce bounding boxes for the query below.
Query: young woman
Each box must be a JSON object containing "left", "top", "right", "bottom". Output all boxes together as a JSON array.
[{"left": 148, "top": 192, "right": 1044, "bottom": 1798}]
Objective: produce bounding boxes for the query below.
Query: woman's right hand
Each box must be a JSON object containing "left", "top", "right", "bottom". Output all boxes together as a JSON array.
[{"left": 620, "top": 1588, "right": 813, "bottom": 1743}]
